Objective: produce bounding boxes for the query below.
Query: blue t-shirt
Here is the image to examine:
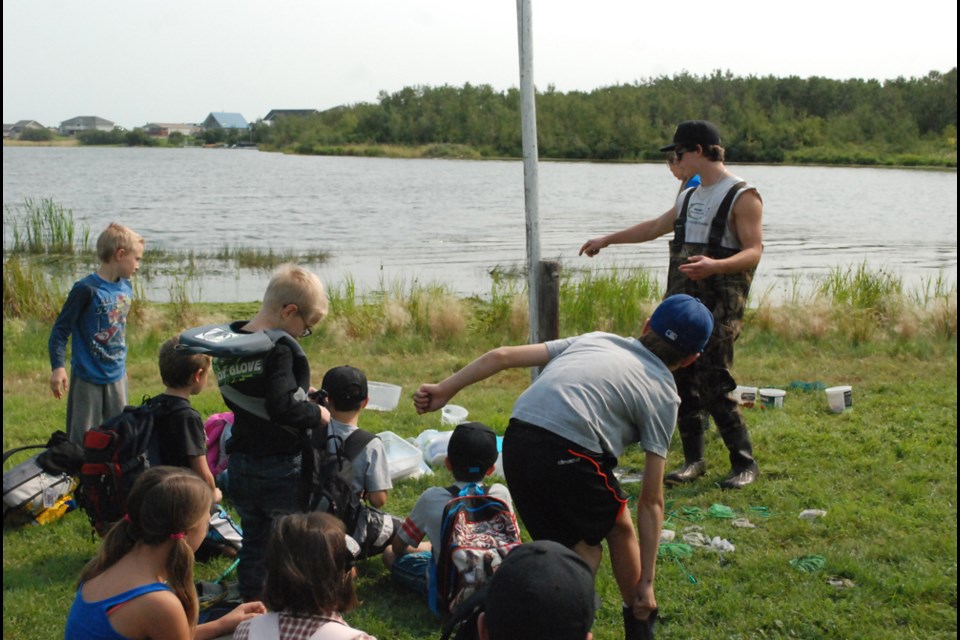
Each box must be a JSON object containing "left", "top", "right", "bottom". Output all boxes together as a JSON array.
[
  {"left": 49, "top": 273, "right": 132, "bottom": 384},
  {"left": 684, "top": 174, "right": 702, "bottom": 189}
]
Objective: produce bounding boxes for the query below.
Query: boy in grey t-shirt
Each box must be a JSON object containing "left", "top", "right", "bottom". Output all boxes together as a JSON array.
[
  {"left": 320, "top": 365, "right": 392, "bottom": 507},
  {"left": 414, "top": 295, "right": 714, "bottom": 640}
]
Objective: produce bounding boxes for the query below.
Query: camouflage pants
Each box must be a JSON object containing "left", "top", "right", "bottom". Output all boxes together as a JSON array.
[{"left": 666, "top": 244, "right": 754, "bottom": 437}]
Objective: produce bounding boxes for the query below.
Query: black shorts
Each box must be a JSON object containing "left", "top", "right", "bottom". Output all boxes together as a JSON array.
[{"left": 503, "top": 419, "right": 627, "bottom": 547}]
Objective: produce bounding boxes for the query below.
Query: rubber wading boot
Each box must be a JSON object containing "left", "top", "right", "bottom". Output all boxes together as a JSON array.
[
  {"left": 623, "top": 604, "right": 658, "bottom": 640},
  {"left": 664, "top": 432, "right": 706, "bottom": 486},
  {"left": 718, "top": 426, "right": 758, "bottom": 489}
]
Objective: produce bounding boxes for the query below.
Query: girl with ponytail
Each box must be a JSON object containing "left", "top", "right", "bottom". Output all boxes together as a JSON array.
[{"left": 65, "top": 466, "right": 264, "bottom": 640}]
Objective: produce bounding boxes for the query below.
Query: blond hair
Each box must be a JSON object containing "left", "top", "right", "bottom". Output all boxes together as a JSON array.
[
  {"left": 262, "top": 263, "right": 328, "bottom": 326},
  {"left": 96, "top": 222, "right": 144, "bottom": 262}
]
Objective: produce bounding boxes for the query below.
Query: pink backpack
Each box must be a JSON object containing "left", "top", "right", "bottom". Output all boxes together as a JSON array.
[{"left": 204, "top": 412, "right": 234, "bottom": 476}]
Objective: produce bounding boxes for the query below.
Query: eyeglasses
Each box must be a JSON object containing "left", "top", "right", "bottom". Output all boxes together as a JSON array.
[
  {"left": 674, "top": 147, "right": 688, "bottom": 161},
  {"left": 284, "top": 303, "right": 313, "bottom": 338}
]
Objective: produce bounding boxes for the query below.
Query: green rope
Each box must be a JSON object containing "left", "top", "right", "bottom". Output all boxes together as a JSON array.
[
  {"left": 659, "top": 542, "right": 697, "bottom": 584},
  {"left": 707, "top": 503, "right": 735, "bottom": 519},
  {"left": 789, "top": 555, "right": 826, "bottom": 573}
]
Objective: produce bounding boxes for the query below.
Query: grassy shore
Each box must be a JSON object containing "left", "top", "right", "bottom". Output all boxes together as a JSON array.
[{"left": 2, "top": 276, "right": 956, "bottom": 640}]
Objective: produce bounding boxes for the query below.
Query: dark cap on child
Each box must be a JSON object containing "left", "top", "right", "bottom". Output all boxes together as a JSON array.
[
  {"left": 483, "top": 539, "right": 597, "bottom": 640},
  {"left": 321, "top": 365, "right": 368, "bottom": 411},
  {"left": 447, "top": 421, "right": 498, "bottom": 479}
]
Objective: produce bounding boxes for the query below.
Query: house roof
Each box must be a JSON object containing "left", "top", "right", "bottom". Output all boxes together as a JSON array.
[
  {"left": 12, "top": 120, "right": 44, "bottom": 130},
  {"left": 61, "top": 116, "right": 114, "bottom": 127},
  {"left": 263, "top": 109, "right": 320, "bottom": 121},
  {"left": 204, "top": 112, "right": 249, "bottom": 129}
]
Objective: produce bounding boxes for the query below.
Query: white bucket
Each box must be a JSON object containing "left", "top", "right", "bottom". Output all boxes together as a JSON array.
[
  {"left": 824, "top": 385, "right": 853, "bottom": 413},
  {"left": 440, "top": 404, "right": 469, "bottom": 426},
  {"left": 366, "top": 381, "right": 402, "bottom": 411},
  {"left": 759, "top": 388, "right": 786, "bottom": 409}
]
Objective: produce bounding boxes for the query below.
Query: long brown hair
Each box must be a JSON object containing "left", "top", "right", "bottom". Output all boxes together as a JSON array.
[
  {"left": 78, "top": 466, "right": 212, "bottom": 632},
  {"left": 262, "top": 512, "right": 359, "bottom": 616}
]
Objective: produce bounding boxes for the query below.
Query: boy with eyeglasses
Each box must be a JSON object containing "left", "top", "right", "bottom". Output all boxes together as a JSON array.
[
  {"left": 579, "top": 120, "right": 763, "bottom": 490},
  {"left": 214, "top": 262, "right": 331, "bottom": 600}
]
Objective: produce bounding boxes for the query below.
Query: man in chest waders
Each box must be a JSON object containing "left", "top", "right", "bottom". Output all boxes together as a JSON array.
[{"left": 580, "top": 120, "right": 763, "bottom": 489}]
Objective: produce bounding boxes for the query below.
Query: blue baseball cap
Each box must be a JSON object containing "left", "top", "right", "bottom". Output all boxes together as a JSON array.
[{"left": 649, "top": 294, "right": 715, "bottom": 354}]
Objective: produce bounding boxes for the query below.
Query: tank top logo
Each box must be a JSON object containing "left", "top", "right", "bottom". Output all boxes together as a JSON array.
[{"left": 687, "top": 202, "right": 708, "bottom": 226}]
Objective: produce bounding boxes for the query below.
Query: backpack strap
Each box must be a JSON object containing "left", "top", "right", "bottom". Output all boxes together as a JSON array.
[
  {"left": 2, "top": 445, "right": 46, "bottom": 465},
  {"left": 340, "top": 429, "right": 377, "bottom": 462}
]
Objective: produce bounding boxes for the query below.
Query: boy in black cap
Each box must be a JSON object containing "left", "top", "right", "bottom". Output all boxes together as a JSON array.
[
  {"left": 580, "top": 119, "right": 763, "bottom": 490},
  {"left": 479, "top": 540, "right": 596, "bottom": 640},
  {"left": 383, "top": 422, "right": 513, "bottom": 608},
  {"left": 320, "top": 365, "right": 392, "bottom": 508},
  {"left": 414, "top": 294, "right": 713, "bottom": 639}
]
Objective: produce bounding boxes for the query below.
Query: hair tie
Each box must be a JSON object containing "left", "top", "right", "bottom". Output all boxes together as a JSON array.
[
  {"left": 122, "top": 514, "right": 133, "bottom": 523},
  {"left": 169, "top": 532, "right": 186, "bottom": 540}
]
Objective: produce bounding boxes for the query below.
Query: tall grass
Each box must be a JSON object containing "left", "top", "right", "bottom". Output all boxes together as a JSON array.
[
  {"left": 560, "top": 266, "right": 662, "bottom": 335},
  {"left": 2, "top": 256, "right": 65, "bottom": 322},
  {"left": 213, "top": 245, "right": 330, "bottom": 270},
  {"left": 4, "top": 198, "right": 90, "bottom": 255}
]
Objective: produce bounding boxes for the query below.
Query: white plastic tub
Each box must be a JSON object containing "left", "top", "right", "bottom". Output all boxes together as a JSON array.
[
  {"left": 378, "top": 431, "right": 423, "bottom": 480},
  {"left": 367, "top": 381, "right": 402, "bottom": 411}
]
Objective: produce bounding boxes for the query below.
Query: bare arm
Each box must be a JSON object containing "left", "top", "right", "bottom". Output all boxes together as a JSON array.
[
  {"left": 365, "top": 489, "right": 388, "bottom": 508},
  {"left": 579, "top": 208, "right": 676, "bottom": 257},
  {"left": 188, "top": 456, "right": 222, "bottom": 503},
  {"left": 633, "top": 451, "right": 666, "bottom": 620},
  {"left": 413, "top": 344, "right": 550, "bottom": 414},
  {"left": 677, "top": 189, "right": 763, "bottom": 280}
]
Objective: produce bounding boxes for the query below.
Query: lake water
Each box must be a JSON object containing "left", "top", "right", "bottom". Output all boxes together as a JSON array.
[{"left": 3, "top": 146, "right": 957, "bottom": 303}]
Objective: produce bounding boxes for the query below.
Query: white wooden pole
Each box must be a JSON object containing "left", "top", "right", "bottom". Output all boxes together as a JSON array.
[{"left": 516, "top": 0, "right": 541, "bottom": 347}]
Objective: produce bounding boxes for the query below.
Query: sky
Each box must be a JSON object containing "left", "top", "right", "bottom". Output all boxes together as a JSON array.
[{"left": 3, "top": 0, "right": 957, "bottom": 130}]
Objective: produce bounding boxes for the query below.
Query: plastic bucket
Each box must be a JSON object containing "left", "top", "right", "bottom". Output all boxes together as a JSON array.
[
  {"left": 440, "top": 404, "right": 469, "bottom": 426},
  {"left": 759, "top": 388, "right": 786, "bottom": 409},
  {"left": 366, "top": 381, "right": 402, "bottom": 411}
]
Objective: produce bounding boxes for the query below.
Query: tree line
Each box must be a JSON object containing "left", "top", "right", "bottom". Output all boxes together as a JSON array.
[
  {"left": 69, "top": 69, "right": 955, "bottom": 166},
  {"left": 253, "top": 69, "right": 957, "bottom": 166}
]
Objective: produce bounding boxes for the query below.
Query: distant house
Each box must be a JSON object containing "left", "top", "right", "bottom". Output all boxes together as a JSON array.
[
  {"left": 201, "top": 112, "right": 249, "bottom": 130},
  {"left": 60, "top": 116, "right": 114, "bottom": 136},
  {"left": 143, "top": 122, "right": 201, "bottom": 138},
  {"left": 262, "top": 109, "right": 320, "bottom": 124},
  {"left": 9, "top": 120, "right": 46, "bottom": 138}
]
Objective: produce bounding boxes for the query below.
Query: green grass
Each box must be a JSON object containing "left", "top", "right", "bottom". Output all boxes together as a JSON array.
[{"left": 3, "top": 284, "right": 957, "bottom": 639}]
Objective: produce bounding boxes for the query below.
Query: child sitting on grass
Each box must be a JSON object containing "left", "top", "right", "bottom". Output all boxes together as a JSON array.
[
  {"left": 382, "top": 422, "right": 513, "bottom": 608},
  {"left": 64, "top": 466, "right": 264, "bottom": 640},
  {"left": 232, "top": 512, "right": 376, "bottom": 640},
  {"left": 319, "top": 365, "right": 392, "bottom": 509}
]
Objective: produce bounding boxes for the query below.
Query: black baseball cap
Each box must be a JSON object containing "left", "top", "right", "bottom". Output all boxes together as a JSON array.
[
  {"left": 446, "top": 422, "right": 499, "bottom": 480},
  {"left": 484, "top": 540, "right": 597, "bottom": 640},
  {"left": 659, "top": 120, "right": 722, "bottom": 152},
  {"left": 321, "top": 365, "right": 368, "bottom": 411}
]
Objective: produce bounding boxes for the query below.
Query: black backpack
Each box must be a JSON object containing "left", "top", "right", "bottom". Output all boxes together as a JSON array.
[
  {"left": 300, "top": 425, "right": 377, "bottom": 535},
  {"left": 76, "top": 396, "right": 185, "bottom": 536}
]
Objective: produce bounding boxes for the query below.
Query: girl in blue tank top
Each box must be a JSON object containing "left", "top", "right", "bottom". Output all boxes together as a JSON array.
[{"left": 64, "top": 467, "right": 265, "bottom": 640}]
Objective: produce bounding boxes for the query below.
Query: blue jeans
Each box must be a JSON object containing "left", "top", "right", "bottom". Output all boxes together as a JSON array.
[{"left": 228, "top": 451, "right": 301, "bottom": 600}]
